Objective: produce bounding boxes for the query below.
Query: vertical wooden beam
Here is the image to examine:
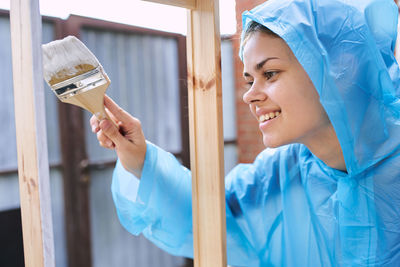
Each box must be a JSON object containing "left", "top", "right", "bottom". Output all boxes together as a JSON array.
[
  {"left": 9, "top": 0, "right": 55, "bottom": 267},
  {"left": 187, "top": 0, "right": 227, "bottom": 266}
]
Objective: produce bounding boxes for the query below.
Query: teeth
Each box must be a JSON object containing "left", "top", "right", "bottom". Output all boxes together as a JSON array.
[{"left": 259, "top": 111, "right": 281, "bottom": 122}]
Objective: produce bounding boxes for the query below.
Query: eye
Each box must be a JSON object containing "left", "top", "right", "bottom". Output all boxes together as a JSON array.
[
  {"left": 243, "top": 78, "right": 253, "bottom": 89},
  {"left": 264, "top": 71, "right": 279, "bottom": 80}
]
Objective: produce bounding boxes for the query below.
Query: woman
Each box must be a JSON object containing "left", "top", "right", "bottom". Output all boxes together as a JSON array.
[{"left": 91, "top": 0, "right": 400, "bottom": 265}]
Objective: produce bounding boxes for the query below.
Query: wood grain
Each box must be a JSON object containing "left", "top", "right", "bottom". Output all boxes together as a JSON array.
[
  {"left": 10, "top": 0, "right": 55, "bottom": 266},
  {"left": 187, "top": 0, "right": 227, "bottom": 266}
]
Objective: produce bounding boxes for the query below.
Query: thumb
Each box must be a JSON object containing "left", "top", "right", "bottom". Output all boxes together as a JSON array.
[{"left": 99, "top": 119, "right": 126, "bottom": 147}]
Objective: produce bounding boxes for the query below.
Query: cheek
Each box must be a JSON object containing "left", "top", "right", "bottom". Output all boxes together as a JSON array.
[
  {"left": 282, "top": 76, "right": 321, "bottom": 117},
  {"left": 286, "top": 96, "right": 329, "bottom": 136},
  {"left": 279, "top": 85, "right": 326, "bottom": 129}
]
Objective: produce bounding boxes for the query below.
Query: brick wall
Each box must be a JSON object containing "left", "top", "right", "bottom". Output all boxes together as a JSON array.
[{"left": 234, "top": 0, "right": 267, "bottom": 163}]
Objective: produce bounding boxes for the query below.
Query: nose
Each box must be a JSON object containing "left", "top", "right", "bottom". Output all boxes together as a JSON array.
[{"left": 242, "top": 81, "right": 267, "bottom": 105}]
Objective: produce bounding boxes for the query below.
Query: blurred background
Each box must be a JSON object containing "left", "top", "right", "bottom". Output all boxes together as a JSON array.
[{"left": 0, "top": 0, "right": 276, "bottom": 267}]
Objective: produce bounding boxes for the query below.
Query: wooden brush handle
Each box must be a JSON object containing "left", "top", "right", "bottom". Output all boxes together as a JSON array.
[
  {"left": 95, "top": 108, "right": 118, "bottom": 128},
  {"left": 60, "top": 80, "right": 118, "bottom": 128}
]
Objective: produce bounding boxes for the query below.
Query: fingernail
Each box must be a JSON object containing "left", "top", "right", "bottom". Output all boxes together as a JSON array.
[{"left": 106, "top": 140, "right": 113, "bottom": 147}]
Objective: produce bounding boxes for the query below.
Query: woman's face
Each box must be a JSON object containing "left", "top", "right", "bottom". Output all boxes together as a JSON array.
[{"left": 242, "top": 31, "right": 331, "bottom": 148}]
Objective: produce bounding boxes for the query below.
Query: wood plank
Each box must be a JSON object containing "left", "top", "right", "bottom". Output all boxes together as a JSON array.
[
  {"left": 141, "top": 0, "right": 196, "bottom": 9},
  {"left": 9, "top": 0, "right": 55, "bottom": 267},
  {"left": 186, "top": 0, "right": 227, "bottom": 266}
]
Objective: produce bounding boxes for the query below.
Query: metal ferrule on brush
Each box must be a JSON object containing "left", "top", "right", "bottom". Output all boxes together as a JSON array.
[{"left": 50, "top": 66, "right": 108, "bottom": 100}]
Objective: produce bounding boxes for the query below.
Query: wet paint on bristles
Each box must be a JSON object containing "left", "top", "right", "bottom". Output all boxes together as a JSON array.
[{"left": 42, "top": 36, "right": 102, "bottom": 85}]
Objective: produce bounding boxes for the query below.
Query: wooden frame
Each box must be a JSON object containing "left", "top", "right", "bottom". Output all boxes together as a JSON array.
[
  {"left": 10, "top": 0, "right": 55, "bottom": 266},
  {"left": 186, "top": 1, "right": 227, "bottom": 266},
  {"left": 11, "top": 0, "right": 226, "bottom": 266}
]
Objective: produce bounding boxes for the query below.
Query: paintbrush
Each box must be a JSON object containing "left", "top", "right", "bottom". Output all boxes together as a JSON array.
[{"left": 42, "top": 35, "right": 115, "bottom": 125}]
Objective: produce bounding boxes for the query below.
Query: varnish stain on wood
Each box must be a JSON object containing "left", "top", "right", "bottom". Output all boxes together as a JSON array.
[
  {"left": 188, "top": 72, "right": 217, "bottom": 91},
  {"left": 26, "top": 176, "right": 31, "bottom": 195},
  {"left": 205, "top": 78, "right": 215, "bottom": 90},
  {"left": 29, "top": 178, "right": 36, "bottom": 190},
  {"left": 199, "top": 79, "right": 204, "bottom": 89}
]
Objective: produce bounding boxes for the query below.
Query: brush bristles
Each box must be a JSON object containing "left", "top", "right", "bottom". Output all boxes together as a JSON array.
[{"left": 42, "top": 36, "right": 101, "bottom": 85}]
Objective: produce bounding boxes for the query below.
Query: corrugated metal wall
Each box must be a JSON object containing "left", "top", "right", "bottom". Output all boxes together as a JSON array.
[
  {"left": 0, "top": 13, "right": 237, "bottom": 267},
  {"left": 0, "top": 16, "right": 17, "bottom": 172},
  {"left": 80, "top": 27, "right": 186, "bottom": 267},
  {"left": 222, "top": 39, "right": 238, "bottom": 173},
  {"left": 81, "top": 29, "right": 182, "bottom": 162}
]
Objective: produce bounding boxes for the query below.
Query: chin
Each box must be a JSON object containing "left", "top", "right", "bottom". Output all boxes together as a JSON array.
[
  {"left": 263, "top": 138, "right": 280, "bottom": 148},
  {"left": 262, "top": 135, "right": 288, "bottom": 148}
]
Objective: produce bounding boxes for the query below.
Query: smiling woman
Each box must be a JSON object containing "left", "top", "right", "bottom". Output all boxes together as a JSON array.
[
  {"left": 241, "top": 24, "right": 345, "bottom": 171},
  {"left": 89, "top": 0, "right": 400, "bottom": 266}
]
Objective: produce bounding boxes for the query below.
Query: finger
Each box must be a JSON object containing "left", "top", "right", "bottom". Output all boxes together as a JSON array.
[
  {"left": 104, "top": 95, "right": 132, "bottom": 123},
  {"left": 99, "top": 140, "right": 115, "bottom": 149},
  {"left": 96, "top": 129, "right": 110, "bottom": 144},
  {"left": 105, "top": 107, "right": 119, "bottom": 124},
  {"left": 90, "top": 115, "right": 100, "bottom": 133},
  {"left": 97, "top": 130, "right": 115, "bottom": 149},
  {"left": 99, "top": 119, "right": 127, "bottom": 147}
]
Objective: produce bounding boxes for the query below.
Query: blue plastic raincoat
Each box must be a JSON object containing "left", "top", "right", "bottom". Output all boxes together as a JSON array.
[{"left": 111, "top": 0, "right": 400, "bottom": 265}]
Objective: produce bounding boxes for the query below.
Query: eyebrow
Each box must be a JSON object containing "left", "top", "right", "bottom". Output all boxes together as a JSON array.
[{"left": 243, "top": 57, "right": 279, "bottom": 77}]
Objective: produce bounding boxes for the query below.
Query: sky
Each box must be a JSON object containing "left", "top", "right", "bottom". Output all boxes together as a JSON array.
[{"left": 0, "top": 0, "right": 237, "bottom": 35}]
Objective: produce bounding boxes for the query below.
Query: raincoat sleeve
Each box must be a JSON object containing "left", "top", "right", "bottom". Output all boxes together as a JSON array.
[{"left": 111, "top": 141, "right": 279, "bottom": 266}]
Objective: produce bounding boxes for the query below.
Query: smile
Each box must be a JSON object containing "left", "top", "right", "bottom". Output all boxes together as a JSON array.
[{"left": 259, "top": 111, "right": 281, "bottom": 123}]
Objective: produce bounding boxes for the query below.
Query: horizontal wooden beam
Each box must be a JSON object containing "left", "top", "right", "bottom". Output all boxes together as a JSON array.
[{"left": 141, "top": 0, "right": 196, "bottom": 9}]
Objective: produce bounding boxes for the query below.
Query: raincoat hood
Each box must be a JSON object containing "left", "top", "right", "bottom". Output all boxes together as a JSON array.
[{"left": 241, "top": 0, "right": 400, "bottom": 175}]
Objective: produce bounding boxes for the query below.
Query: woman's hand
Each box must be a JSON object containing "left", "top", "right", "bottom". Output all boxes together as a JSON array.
[{"left": 90, "top": 95, "right": 147, "bottom": 178}]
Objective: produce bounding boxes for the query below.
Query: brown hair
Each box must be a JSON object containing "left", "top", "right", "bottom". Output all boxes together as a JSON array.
[{"left": 242, "top": 21, "right": 280, "bottom": 47}]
